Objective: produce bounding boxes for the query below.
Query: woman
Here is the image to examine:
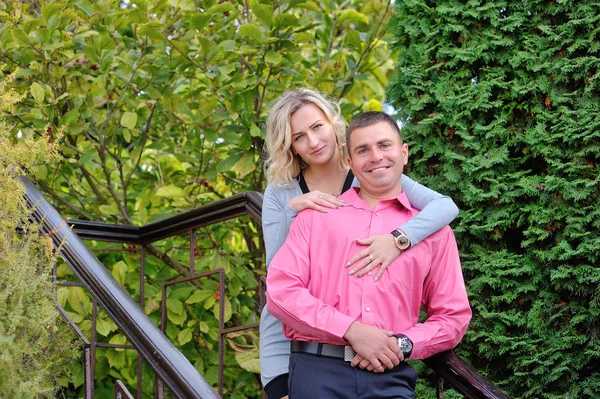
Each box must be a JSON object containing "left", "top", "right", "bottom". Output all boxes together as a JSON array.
[{"left": 260, "top": 89, "right": 458, "bottom": 399}]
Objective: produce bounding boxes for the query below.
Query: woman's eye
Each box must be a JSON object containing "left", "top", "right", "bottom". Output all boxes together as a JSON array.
[
  {"left": 294, "top": 135, "right": 304, "bottom": 141},
  {"left": 313, "top": 124, "right": 322, "bottom": 130}
]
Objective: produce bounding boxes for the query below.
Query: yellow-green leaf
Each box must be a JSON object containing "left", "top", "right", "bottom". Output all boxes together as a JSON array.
[
  {"left": 166, "top": 298, "right": 184, "bottom": 314},
  {"left": 365, "top": 99, "right": 383, "bottom": 112},
  {"left": 31, "top": 82, "right": 45, "bottom": 104},
  {"left": 156, "top": 185, "right": 185, "bottom": 198},
  {"left": 249, "top": 1, "right": 273, "bottom": 27},
  {"left": 178, "top": 328, "right": 193, "bottom": 346},
  {"left": 235, "top": 347, "right": 260, "bottom": 373},
  {"left": 120, "top": 111, "right": 137, "bottom": 129},
  {"left": 265, "top": 51, "right": 282, "bottom": 65},
  {"left": 346, "top": 30, "right": 362, "bottom": 49},
  {"left": 234, "top": 151, "right": 256, "bottom": 178},
  {"left": 185, "top": 289, "right": 214, "bottom": 305},
  {"left": 296, "top": 1, "right": 320, "bottom": 12},
  {"left": 109, "top": 333, "right": 128, "bottom": 351},
  {"left": 111, "top": 260, "right": 128, "bottom": 286},
  {"left": 339, "top": 9, "right": 369, "bottom": 25},
  {"left": 238, "top": 24, "right": 262, "bottom": 41},
  {"left": 213, "top": 296, "right": 232, "bottom": 323}
]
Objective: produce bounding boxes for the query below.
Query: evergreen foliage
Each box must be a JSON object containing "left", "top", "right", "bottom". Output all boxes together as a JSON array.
[
  {"left": 0, "top": 71, "right": 78, "bottom": 397},
  {"left": 387, "top": 1, "right": 600, "bottom": 397}
]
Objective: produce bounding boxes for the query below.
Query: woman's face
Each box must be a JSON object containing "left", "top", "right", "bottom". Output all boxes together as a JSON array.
[{"left": 289, "top": 103, "right": 338, "bottom": 167}]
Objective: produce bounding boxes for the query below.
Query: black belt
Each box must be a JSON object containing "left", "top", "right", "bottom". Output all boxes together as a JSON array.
[{"left": 291, "top": 340, "right": 356, "bottom": 361}]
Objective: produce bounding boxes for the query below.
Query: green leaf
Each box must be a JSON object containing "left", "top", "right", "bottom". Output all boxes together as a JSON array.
[
  {"left": 166, "top": 298, "right": 184, "bottom": 314},
  {"left": 206, "top": 3, "right": 235, "bottom": 14},
  {"left": 339, "top": 9, "right": 369, "bottom": 25},
  {"left": 97, "top": 318, "right": 115, "bottom": 336},
  {"left": 296, "top": 2, "right": 320, "bottom": 12},
  {"left": 238, "top": 24, "right": 262, "bottom": 41},
  {"left": 346, "top": 30, "right": 362, "bottom": 49},
  {"left": 137, "top": 22, "right": 164, "bottom": 41},
  {"left": 234, "top": 151, "right": 256, "bottom": 177},
  {"left": 213, "top": 296, "right": 232, "bottom": 323},
  {"left": 219, "top": 40, "right": 236, "bottom": 52},
  {"left": 235, "top": 347, "right": 260, "bottom": 373},
  {"left": 167, "top": 309, "right": 187, "bottom": 325},
  {"left": 69, "top": 287, "right": 91, "bottom": 316},
  {"left": 178, "top": 328, "right": 193, "bottom": 346},
  {"left": 275, "top": 14, "right": 298, "bottom": 28},
  {"left": 30, "top": 82, "right": 45, "bottom": 104},
  {"left": 185, "top": 289, "right": 215, "bottom": 304},
  {"left": 265, "top": 50, "right": 282, "bottom": 65},
  {"left": 215, "top": 153, "right": 243, "bottom": 173},
  {"left": 111, "top": 260, "right": 128, "bottom": 286},
  {"left": 156, "top": 185, "right": 185, "bottom": 198},
  {"left": 42, "top": 4, "right": 63, "bottom": 22},
  {"left": 120, "top": 111, "right": 137, "bottom": 129},
  {"left": 249, "top": 1, "right": 273, "bottom": 27}
]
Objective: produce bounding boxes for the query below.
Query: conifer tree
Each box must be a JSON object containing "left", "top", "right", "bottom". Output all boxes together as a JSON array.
[{"left": 387, "top": 1, "right": 600, "bottom": 397}]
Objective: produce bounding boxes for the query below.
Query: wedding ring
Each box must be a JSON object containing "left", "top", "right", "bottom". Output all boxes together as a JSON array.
[
  {"left": 368, "top": 254, "right": 374, "bottom": 263},
  {"left": 318, "top": 193, "right": 326, "bottom": 199}
]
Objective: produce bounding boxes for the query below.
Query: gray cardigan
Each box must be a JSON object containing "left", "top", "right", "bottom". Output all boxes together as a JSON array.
[{"left": 259, "top": 174, "right": 459, "bottom": 387}]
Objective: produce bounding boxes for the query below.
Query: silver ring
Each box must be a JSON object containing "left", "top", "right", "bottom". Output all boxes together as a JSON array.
[
  {"left": 318, "top": 193, "right": 326, "bottom": 199},
  {"left": 368, "top": 254, "right": 374, "bottom": 263}
]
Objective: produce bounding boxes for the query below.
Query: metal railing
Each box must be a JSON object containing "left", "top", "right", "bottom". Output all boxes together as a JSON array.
[{"left": 23, "top": 175, "right": 509, "bottom": 398}]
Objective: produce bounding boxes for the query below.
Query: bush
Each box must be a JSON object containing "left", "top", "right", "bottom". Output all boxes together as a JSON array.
[
  {"left": 0, "top": 69, "right": 78, "bottom": 398},
  {"left": 387, "top": 1, "right": 600, "bottom": 397}
]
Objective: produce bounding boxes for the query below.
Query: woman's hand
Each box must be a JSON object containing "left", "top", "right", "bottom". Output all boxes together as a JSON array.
[
  {"left": 288, "top": 190, "right": 345, "bottom": 213},
  {"left": 345, "top": 234, "right": 401, "bottom": 281}
]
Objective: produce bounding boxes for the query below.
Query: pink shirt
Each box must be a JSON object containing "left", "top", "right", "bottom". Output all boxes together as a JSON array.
[{"left": 266, "top": 188, "right": 471, "bottom": 359}]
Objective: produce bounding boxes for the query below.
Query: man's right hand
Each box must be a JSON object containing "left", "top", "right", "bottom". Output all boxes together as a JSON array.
[{"left": 343, "top": 321, "right": 401, "bottom": 373}]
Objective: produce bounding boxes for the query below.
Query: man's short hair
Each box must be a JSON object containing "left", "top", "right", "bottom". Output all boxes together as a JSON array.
[{"left": 346, "top": 112, "right": 402, "bottom": 154}]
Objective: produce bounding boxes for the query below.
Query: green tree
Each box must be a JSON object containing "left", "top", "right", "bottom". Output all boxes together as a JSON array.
[
  {"left": 0, "top": 69, "right": 77, "bottom": 398},
  {"left": 387, "top": 0, "right": 600, "bottom": 397},
  {"left": 1, "top": 0, "right": 396, "bottom": 396}
]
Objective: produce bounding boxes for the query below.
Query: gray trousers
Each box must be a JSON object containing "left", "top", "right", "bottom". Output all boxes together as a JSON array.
[{"left": 288, "top": 352, "right": 417, "bottom": 398}]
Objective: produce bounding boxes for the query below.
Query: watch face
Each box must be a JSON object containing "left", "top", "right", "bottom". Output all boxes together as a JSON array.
[{"left": 395, "top": 234, "right": 410, "bottom": 250}]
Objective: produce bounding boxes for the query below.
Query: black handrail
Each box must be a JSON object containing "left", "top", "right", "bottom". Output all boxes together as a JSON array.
[
  {"left": 25, "top": 175, "right": 509, "bottom": 398},
  {"left": 21, "top": 176, "right": 219, "bottom": 399}
]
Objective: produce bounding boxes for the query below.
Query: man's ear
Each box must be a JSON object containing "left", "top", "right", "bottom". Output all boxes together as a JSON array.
[{"left": 402, "top": 143, "right": 409, "bottom": 166}]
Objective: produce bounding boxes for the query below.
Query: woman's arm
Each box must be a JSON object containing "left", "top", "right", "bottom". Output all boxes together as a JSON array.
[
  {"left": 399, "top": 174, "right": 459, "bottom": 247},
  {"left": 346, "top": 174, "right": 458, "bottom": 280},
  {"left": 262, "top": 184, "right": 299, "bottom": 266}
]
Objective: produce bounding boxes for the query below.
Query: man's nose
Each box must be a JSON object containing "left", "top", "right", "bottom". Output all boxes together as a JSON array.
[{"left": 370, "top": 148, "right": 383, "bottom": 162}]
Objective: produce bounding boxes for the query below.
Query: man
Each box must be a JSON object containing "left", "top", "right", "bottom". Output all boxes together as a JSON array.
[{"left": 266, "top": 111, "right": 472, "bottom": 398}]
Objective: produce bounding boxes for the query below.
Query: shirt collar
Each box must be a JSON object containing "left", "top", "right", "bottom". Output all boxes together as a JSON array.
[{"left": 340, "top": 187, "right": 413, "bottom": 211}]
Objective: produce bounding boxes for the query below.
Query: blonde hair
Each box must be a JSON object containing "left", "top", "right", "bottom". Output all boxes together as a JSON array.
[{"left": 264, "top": 88, "right": 347, "bottom": 186}]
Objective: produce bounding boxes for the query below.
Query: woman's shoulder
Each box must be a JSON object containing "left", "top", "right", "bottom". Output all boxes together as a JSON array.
[{"left": 264, "top": 179, "right": 302, "bottom": 199}]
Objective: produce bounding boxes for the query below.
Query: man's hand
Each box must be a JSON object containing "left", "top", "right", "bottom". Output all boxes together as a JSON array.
[
  {"left": 343, "top": 322, "right": 401, "bottom": 373},
  {"left": 350, "top": 336, "right": 404, "bottom": 372}
]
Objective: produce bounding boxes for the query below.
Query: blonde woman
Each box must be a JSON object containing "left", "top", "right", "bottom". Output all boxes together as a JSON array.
[{"left": 260, "top": 89, "right": 458, "bottom": 399}]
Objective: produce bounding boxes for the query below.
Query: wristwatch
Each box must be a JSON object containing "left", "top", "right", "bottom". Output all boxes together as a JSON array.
[
  {"left": 391, "top": 229, "right": 411, "bottom": 251},
  {"left": 395, "top": 334, "right": 413, "bottom": 359}
]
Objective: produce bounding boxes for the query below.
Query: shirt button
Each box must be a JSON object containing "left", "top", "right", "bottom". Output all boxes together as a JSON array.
[
  {"left": 368, "top": 272, "right": 372, "bottom": 276},
  {"left": 375, "top": 212, "right": 380, "bottom": 216},
  {"left": 365, "top": 307, "right": 371, "bottom": 312}
]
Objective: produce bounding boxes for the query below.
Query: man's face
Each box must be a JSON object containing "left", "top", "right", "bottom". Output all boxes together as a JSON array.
[{"left": 347, "top": 121, "right": 408, "bottom": 198}]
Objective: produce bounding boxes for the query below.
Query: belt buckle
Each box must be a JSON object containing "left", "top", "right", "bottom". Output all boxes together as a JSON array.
[{"left": 343, "top": 346, "right": 356, "bottom": 362}]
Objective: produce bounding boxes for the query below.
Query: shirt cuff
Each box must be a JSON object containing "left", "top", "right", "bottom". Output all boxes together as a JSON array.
[{"left": 325, "top": 312, "right": 356, "bottom": 340}]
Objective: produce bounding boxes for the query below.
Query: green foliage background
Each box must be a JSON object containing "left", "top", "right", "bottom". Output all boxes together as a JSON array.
[
  {"left": 0, "top": 71, "right": 78, "bottom": 398},
  {"left": 387, "top": 0, "right": 600, "bottom": 397},
  {"left": 1, "top": 0, "right": 396, "bottom": 397}
]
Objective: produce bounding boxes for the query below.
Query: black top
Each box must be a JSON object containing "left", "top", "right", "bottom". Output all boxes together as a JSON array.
[{"left": 298, "top": 170, "right": 355, "bottom": 195}]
